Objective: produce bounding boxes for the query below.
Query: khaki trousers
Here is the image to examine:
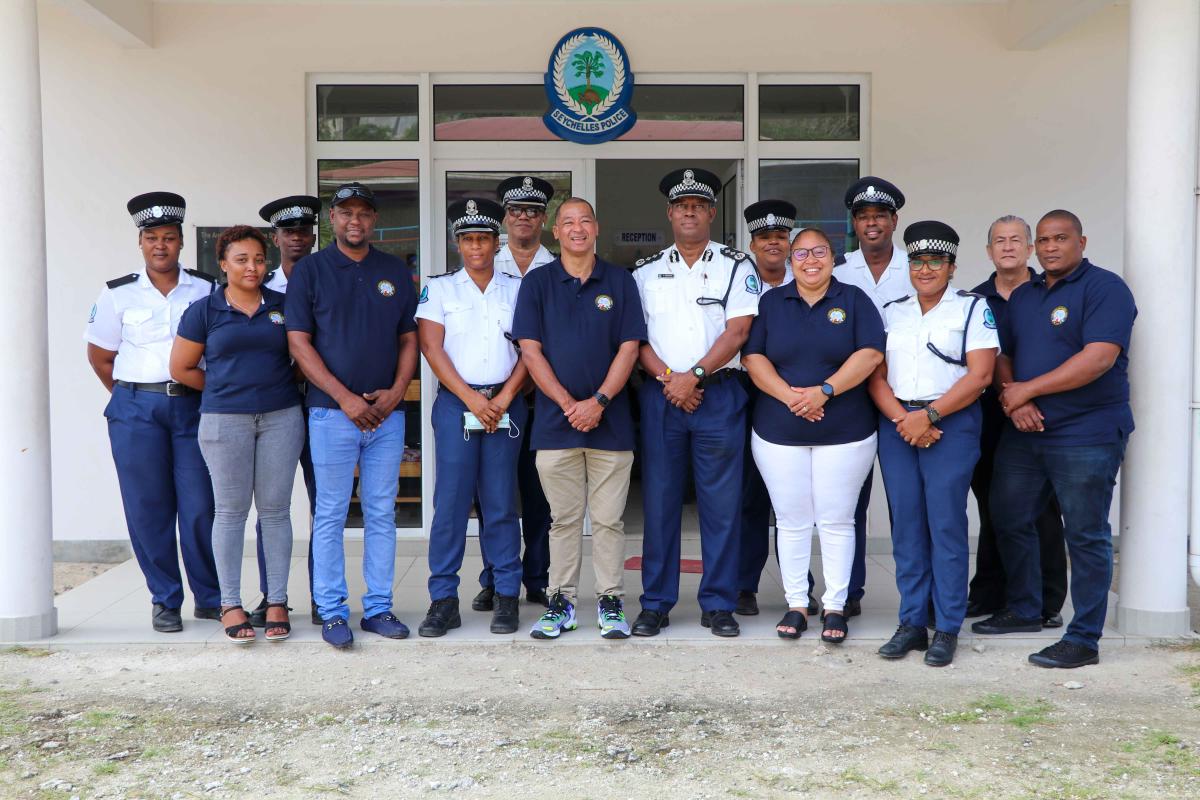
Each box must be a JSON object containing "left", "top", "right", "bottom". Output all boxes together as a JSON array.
[{"left": 535, "top": 448, "right": 634, "bottom": 602}]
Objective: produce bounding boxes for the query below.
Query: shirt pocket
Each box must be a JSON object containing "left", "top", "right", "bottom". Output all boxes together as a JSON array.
[
  {"left": 121, "top": 306, "right": 170, "bottom": 346},
  {"left": 884, "top": 324, "right": 921, "bottom": 360},
  {"left": 442, "top": 301, "right": 472, "bottom": 339},
  {"left": 931, "top": 326, "right": 966, "bottom": 361},
  {"left": 495, "top": 301, "right": 515, "bottom": 336},
  {"left": 644, "top": 285, "right": 675, "bottom": 316}
]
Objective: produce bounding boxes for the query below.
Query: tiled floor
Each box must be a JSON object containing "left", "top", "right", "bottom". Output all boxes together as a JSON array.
[{"left": 25, "top": 539, "right": 1130, "bottom": 649}]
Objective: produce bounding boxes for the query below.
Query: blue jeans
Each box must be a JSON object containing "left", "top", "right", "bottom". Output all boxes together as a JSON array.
[
  {"left": 991, "top": 431, "right": 1125, "bottom": 650},
  {"left": 429, "top": 390, "right": 525, "bottom": 601},
  {"left": 308, "top": 406, "right": 405, "bottom": 621}
]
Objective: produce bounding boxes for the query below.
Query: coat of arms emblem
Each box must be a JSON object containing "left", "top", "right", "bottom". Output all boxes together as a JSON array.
[{"left": 543, "top": 27, "right": 637, "bottom": 143}]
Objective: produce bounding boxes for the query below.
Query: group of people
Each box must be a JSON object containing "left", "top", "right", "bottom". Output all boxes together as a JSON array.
[{"left": 84, "top": 167, "right": 1135, "bottom": 670}]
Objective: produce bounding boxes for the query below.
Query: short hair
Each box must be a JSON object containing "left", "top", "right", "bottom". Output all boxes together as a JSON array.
[
  {"left": 216, "top": 225, "right": 268, "bottom": 262},
  {"left": 986, "top": 215, "right": 1032, "bottom": 244},
  {"left": 1039, "top": 209, "right": 1084, "bottom": 236},
  {"left": 554, "top": 197, "right": 596, "bottom": 224},
  {"left": 790, "top": 226, "right": 833, "bottom": 251}
]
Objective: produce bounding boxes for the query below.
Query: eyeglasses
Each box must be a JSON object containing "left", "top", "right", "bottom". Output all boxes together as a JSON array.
[
  {"left": 791, "top": 246, "right": 830, "bottom": 261},
  {"left": 908, "top": 258, "right": 950, "bottom": 272},
  {"left": 505, "top": 206, "right": 543, "bottom": 219}
]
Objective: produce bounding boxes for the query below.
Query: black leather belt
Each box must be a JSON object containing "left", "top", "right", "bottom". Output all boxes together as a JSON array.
[
  {"left": 898, "top": 399, "right": 933, "bottom": 408},
  {"left": 115, "top": 380, "right": 197, "bottom": 397},
  {"left": 704, "top": 368, "right": 740, "bottom": 386},
  {"left": 468, "top": 383, "right": 504, "bottom": 400}
]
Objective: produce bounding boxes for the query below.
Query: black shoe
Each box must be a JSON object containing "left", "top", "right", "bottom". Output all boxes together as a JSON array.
[
  {"left": 734, "top": 591, "right": 759, "bottom": 616},
  {"left": 844, "top": 597, "right": 862, "bottom": 618},
  {"left": 878, "top": 625, "right": 928, "bottom": 659},
  {"left": 491, "top": 595, "right": 520, "bottom": 634},
  {"left": 248, "top": 597, "right": 269, "bottom": 628},
  {"left": 700, "top": 610, "right": 740, "bottom": 637},
  {"left": 966, "top": 600, "right": 1001, "bottom": 618},
  {"left": 1028, "top": 640, "right": 1099, "bottom": 669},
  {"left": 152, "top": 603, "right": 183, "bottom": 633},
  {"left": 525, "top": 589, "right": 550, "bottom": 607},
  {"left": 418, "top": 597, "right": 462, "bottom": 638},
  {"left": 924, "top": 632, "right": 958, "bottom": 667},
  {"left": 807, "top": 594, "right": 819, "bottom": 615},
  {"left": 193, "top": 606, "right": 221, "bottom": 621},
  {"left": 1042, "top": 612, "right": 1064, "bottom": 629},
  {"left": 311, "top": 601, "right": 322, "bottom": 626},
  {"left": 471, "top": 586, "right": 495, "bottom": 612},
  {"left": 970, "top": 610, "right": 1043, "bottom": 635},
  {"left": 631, "top": 609, "right": 669, "bottom": 637}
]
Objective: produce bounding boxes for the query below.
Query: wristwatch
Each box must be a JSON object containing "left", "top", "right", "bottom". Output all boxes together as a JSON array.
[
  {"left": 690, "top": 365, "right": 707, "bottom": 382},
  {"left": 593, "top": 392, "right": 610, "bottom": 408},
  {"left": 821, "top": 382, "right": 835, "bottom": 398},
  {"left": 925, "top": 405, "right": 942, "bottom": 424}
]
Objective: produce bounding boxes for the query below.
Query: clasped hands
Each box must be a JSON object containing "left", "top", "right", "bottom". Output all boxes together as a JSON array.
[
  {"left": 658, "top": 371, "right": 703, "bottom": 413},
  {"left": 340, "top": 387, "right": 404, "bottom": 432},
  {"left": 561, "top": 396, "right": 604, "bottom": 432},
  {"left": 466, "top": 391, "right": 512, "bottom": 434},
  {"left": 891, "top": 409, "right": 942, "bottom": 449},
  {"left": 782, "top": 385, "right": 827, "bottom": 423},
  {"left": 998, "top": 381, "right": 1045, "bottom": 433}
]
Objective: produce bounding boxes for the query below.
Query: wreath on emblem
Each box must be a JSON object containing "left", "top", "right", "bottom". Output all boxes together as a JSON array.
[{"left": 552, "top": 32, "right": 627, "bottom": 121}]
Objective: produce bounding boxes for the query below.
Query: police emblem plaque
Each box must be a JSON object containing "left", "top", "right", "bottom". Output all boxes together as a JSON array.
[{"left": 543, "top": 28, "right": 637, "bottom": 144}]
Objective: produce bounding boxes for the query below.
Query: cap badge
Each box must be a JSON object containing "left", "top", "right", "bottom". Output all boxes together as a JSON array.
[
  {"left": 682, "top": 169, "right": 696, "bottom": 186},
  {"left": 766, "top": 213, "right": 776, "bottom": 226},
  {"left": 522, "top": 177, "right": 533, "bottom": 190},
  {"left": 828, "top": 308, "right": 847, "bottom": 324},
  {"left": 466, "top": 200, "right": 478, "bottom": 216},
  {"left": 151, "top": 206, "right": 163, "bottom": 218}
]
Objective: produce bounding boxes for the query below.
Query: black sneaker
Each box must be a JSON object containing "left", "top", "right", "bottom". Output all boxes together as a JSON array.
[
  {"left": 418, "top": 597, "right": 462, "bottom": 638},
  {"left": 1028, "top": 640, "right": 1099, "bottom": 669},
  {"left": 471, "top": 586, "right": 495, "bottom": 612},
  {"left": 970, "top": 610, "right": 1043, "bottom": 635},
  {"left": 491, "top": 595, "right": 520, "bottom": 634}
]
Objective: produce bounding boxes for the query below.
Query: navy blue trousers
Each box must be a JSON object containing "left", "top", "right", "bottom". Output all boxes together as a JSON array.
[
  {"left": 877, "top": 403, "right": 981, "bottom": 634},
  {"left": 255, "top": 410, "right": 316, "bottom": 597},
  {"left": 478, "top": 397, "right": 551, "bottom": 593},
  {"left": 431, "top": 391, "right": 525, "bottom": 600},
  {"left": 105, "top": 384, "right": 220, "bottom": 609},
  {"left": 639, "top": 377, "right": 746, "bottom": 614}
]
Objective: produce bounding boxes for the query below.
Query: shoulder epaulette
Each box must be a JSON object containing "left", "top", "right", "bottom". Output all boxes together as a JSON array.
[
  {"left": 834, "top": 253, "right": 847, "bottom": 267},
  {"left": 720, "top": 246, "right": 749, "bottom": 262},
  {"left": 635, "top": 251, "right": 664, "bottom": 268},
  {"left": 105, "top": 273, "right": 138, "bottom": 290},
  {"left": 263, "top": 269, "right": 277, "bottom": 284},
  {"left": 883, "top": 295, "right": 911, "bottom": 308},
  {"left": 956, "top": 289, "right": 984, "bottom": 299},
  {"left": 433, "top": 268, "right": 461, "bottom": 279},
  {"left": 186, "top": 269, "right": 216, "bottom": 283}
]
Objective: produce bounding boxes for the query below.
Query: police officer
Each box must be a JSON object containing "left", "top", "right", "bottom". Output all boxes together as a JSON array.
[
  {"left": 246, "top": 195, "right": 322, "bottom": 627},
  {"left": 472, "top": 176, "right": 557, "bottom": 612},
  {"left": 869, "top": 221, "right": 998, "bottom": 667},
  {"left": 84, "top": 192, "right": 221, "bottom": 633},
  {"left": 633, "top": 168, "right": 760, "bottom": 637},
  {"left": 417, "top": 198, "right": 528, "bottom": 637},
  {"left": 831, "top": 176, "right": 910, "bottom": 617}
]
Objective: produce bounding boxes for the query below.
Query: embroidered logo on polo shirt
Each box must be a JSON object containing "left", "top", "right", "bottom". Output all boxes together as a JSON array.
[
  {"left": 828, "top": 308, "right": 847, "bottom": 324},
  {"left": 983, "top": 308, "right": 997, "bottom": 329},
  {"left": 1050, "top": 305, "right": 1068, "bottom": 326},
  {"left": 418, "top": 286, "right": 429, "bottom": 304},
  {"left": 269, "top": 311, "right": 285, "bottom": 325},
  {"left": 377, "top": 280, "right": 397, "bottom": 297},
  {"left": 595, "top": 294, "right": 614, "bottom": 311},
  {"left": 745, "top": 274, "right": 760, "bottom": 295}
]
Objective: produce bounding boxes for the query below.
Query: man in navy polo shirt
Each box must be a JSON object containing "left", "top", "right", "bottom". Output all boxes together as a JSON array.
[
  {"left": 285, "top": 182, "right": 420, "bottom": 649},
  {"left": 512, "top": 197, "right": 646, "bottom": 640},
  {"left": 971, "top": 210, "right": 1136, "bottom": 669}
]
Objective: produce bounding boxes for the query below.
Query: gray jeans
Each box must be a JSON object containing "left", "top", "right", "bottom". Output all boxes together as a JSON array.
[{"left": 198, "top": 406, "right": 305, "bottom": 607}]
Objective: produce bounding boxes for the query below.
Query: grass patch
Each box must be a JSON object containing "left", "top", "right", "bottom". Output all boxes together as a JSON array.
[
  {"left": 93, "top": 761, "right": 118, "bottom": 776},
  {"left": 839, "top": 767, "right": 900, "bottom": 792},
  {"left": 82, "top": 710, "right": 117, "bottom": 728},
  {"left": 920, "top": 694, "right": 1054, "bottom": 729},
  {"left": 1151, "top": 638, "right": 1200, "bottom": 652},
  {"left": 1118, "top": 730, "right": 1200, "bottom": 776},
  {"left": 139, "top": 745, "right": 170, "bottom": 760},
  {"left": 3, "top": 646, "right": 52, "bottom": 658}
]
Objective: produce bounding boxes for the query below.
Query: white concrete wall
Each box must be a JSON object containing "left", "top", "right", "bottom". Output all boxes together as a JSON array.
[{"left": 37, "top": 1, "right": 1128, "bottom": 541}]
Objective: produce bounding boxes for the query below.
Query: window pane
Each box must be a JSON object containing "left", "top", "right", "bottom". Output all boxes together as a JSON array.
[
  {"left": 194, "top": 227, "right": 279, "bottom": 280},
  {"left": 435, "top": 85, "right": 555, "bottom": 141},
  {"left": 759, "top": 159, "right": 859, "bottom": 257},
  {"left": 621, "top": 85, "right": 743, "bottom": 141},
  {"left": 759, "top": 85, "right": 860, "bottom": 141},
  {"left": 443, "top": 171, "right": 572, "bottom": 270},
  {"left": 317, "top": 85, "right": 418, "bottom": 141},
  {"left": 316, "top": 159, "right": 423, "bottom": 528}
]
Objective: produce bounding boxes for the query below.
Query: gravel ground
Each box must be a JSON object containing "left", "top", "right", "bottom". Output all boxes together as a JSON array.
[
  {"left": 53, "top": 564, "right": 118, "bottom": 597},
  {"left": 1, "top": 639, "right": 1198, "bottom": 800}
]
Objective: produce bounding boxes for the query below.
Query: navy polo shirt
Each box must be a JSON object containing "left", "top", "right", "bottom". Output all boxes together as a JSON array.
[
  {"left": 742, "top": 277, "right": 885, "bottom": 446},
  {"left": 973, "top": 268, "right": 1037, "bottom": 430},
  {"left": 176, "top": 288, "right": 301, "bottom": 414},
  {"left": 511, "top": 258, "right": 646, "bottom": 451},
  {"left": 284, "top": 243, "right": 418, "bottom": 410},
  {"left": 999, "top": 259, "right": 1136, "bottom": 445}
]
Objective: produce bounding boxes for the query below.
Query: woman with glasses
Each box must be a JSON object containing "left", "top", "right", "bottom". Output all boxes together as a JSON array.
[
  {"left": 869, "top": 221, "right": 999, "bottom": 667},
  {"left": 741, "top": 227, "right": 885, "bottom": 643}
]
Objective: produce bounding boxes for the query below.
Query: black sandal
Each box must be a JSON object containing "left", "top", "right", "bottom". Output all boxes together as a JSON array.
[
  {"left": 776, "top": 610, "right": 808, "bottom": 640},
  {"left": 821, "top": 612, "right": 848, "bottom": 644},
  {"left": 220, "top": 606, "right": 255, "bottom": 645},
  {"left": 263, "top": 602, "right": 291, "bottom": 641}
]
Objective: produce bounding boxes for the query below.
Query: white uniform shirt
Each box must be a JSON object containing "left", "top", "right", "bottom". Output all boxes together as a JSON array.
[
  {"left": 760, "top": 269, "right": 794, "bottom": 293},
  {"left": 633, "top": 241, "right": 760, "bottom": 372},
  {"left": 882, "top": 287, "right": 1000, "bottom": 402},
  {"left": 85, "top": 269, "right": 215, "bottom": 383},
  {"left": 833, "top": 244, "right": 910, "bottom": 317},
  {"left": 415, "top": 268, "right": 521, "bottom": 386},
  {"left": 494, "top": 243, "right": 555, "bottom": 277},
  {"left": 262, "top": 268, "right": 289, "bottom": 293}
]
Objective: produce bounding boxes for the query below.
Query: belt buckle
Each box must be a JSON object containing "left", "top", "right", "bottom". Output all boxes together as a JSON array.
[{"left": 165, "top": 381, "right": 187, "bottom": 397}]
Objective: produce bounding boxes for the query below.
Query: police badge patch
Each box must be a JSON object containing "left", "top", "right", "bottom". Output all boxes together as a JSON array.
[
  {"left": 377, "top": 280, "right": 396, "bottom": 297},
  {"left": 983, "top": 307, "right": 997, "bottom": 329},
  {"left": 269, "top": 310, "right": 285, "bottom": 325},
  {"left": 418, "top": 286, "right": 429, "bottom": 304},
  {"left": 828, "top": 308, "right": 847, "bottom": 324},
  {"left": 595, "top": 294, "right": 614, "bottom": 311},
  {"left": 88, "top": 304, "right": 97, "bottom": 323},
  {"left": 745, "top": 274, "right": 761, "bottom": 295},
  {"left": 1050, "top": 305, "right": 1068, "bottom": 326},
  {"left": 543, "top": 28, "right": 637, "bottom": 144}
]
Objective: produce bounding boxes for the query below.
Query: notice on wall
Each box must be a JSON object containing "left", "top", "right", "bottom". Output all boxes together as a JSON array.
[{"left": 614, "top": 230, "right": 664, "bottom": 246}]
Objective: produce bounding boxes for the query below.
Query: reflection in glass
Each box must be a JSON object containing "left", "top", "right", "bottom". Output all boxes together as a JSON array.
[
  {"left": 759, "top": 85, "right": 860, "bottom": 141},
  {"left": 317, "top": 85, "right": 418, "bottom": 141},
  {"left": 194, "top": 227, "right": 279, "bottom": 280},
  {"left": 443, "top": 171, "right": 571, "bottom": 270},
  {"left": 759, "top": 159, "right": 859, "bottom": 258},
  {"left": 435, "top": 85, "right": 554, "bottom": 141},
  {"left": 622, "top": 85, "right": 744, "bottom": 141}
]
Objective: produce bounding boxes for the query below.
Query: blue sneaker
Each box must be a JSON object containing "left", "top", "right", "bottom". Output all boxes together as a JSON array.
[
  {"left": 530, "top": 593, "right": 576, "bottom": 640},
  {"left": 322, "top": 617, "right": 353, "bottom": 649},
  {"left": 597, "top": 595, "right": 630, "bottom": 639},
  {"left": 361, "top": 612, "right": 410, "bottom": 639}
]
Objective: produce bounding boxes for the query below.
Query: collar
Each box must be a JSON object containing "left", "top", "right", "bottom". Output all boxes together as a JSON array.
[
  {"left": 978, "top": 266, "right": 1037, "bottom": 298},
  {"left": 323, "top": 241, "right": 374, "bottom": 269},
  {"left": 553, "top": 256, "right": 608, "bottom": 284},
  {"left": 782, "top": 275, "right": 846, "bottom": 304},
  {"left": 664, "top": 240, "right": 719, "bottom": 267},
  {"left": 1030, "top": 258, "right": 1092, "bottom": 287},
  {"left": 849, "top": 243, "right": 906, "bottom": 271},
  {"left": 455, "top": 266, "right": 506, "bottom": 294},
  {"left": 209, "top": 287, "right": 267, "bottom": 315},
  {"left": 137, "top": 267, "right": 192, "bottom": 293}
]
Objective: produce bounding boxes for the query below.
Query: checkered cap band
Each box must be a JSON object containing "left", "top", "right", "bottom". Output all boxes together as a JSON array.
[
  {"left": 852, "top": 188, "right": 897, "bottom": 208},
  {"left": 747, "top": 215, "right": 795, "bottom": 233},
  {"left": 906, "top": 238, "right": 958, "bottom": 257},
  {"left": 131, "top": 205, "right": 185, "bottom": 226},
  {"left": 269, "top": 206, "right": 313, "bottom": 226},
  {"left": 452, "top": 214, "right": 500, "bottom": 234},
  {"left": 668, "top": 178, "right": 716, "bottom": 202},
  {"left": 502, "top": 187, "right": 549, "bottom": 206}
]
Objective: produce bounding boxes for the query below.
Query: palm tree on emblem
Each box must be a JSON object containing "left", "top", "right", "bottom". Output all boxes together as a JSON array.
[{"left": 571, "top": 49, "right": 606, "bottom": 109}]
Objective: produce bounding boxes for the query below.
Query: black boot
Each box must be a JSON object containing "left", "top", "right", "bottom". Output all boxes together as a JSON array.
[{"left": 491, "top": 595, "right": 520, "bottom": 634}]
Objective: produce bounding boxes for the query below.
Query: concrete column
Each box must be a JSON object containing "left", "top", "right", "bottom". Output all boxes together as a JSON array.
[
  {"left": 1118, "top": 0, "right": 1198, "bottom": 636},
  {"left": 0, "top": 0, "right": 57, "bottom": 641}
]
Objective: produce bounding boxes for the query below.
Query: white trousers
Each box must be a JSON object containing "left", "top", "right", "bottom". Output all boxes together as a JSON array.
[{"left": 751, "top": 431, "right": 878, "bottom": 610}]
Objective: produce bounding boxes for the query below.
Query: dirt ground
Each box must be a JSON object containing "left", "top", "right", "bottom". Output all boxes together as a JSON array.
[
  {"left": 1, "top": 638, "right": 1198, "bottom": 800},
  {"left": 53, "top": 564, "right": 119, "bottom": 597}
]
